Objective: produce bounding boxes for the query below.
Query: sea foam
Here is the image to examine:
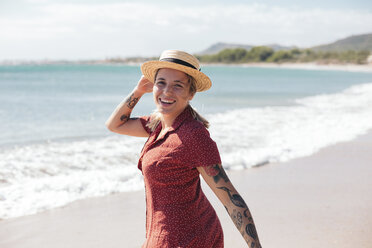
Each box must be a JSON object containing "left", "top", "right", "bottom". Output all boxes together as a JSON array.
[
  {"left": 210, "top": 82, "right": 372, "bottom": 169},
  {"left": 1, "top": 82, "right": 372, "bottom": 219}
]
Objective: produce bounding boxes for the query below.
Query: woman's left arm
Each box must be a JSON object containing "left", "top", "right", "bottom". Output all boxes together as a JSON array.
[{"left": 197, "top": 164, "right": 262, "bottom": 248}]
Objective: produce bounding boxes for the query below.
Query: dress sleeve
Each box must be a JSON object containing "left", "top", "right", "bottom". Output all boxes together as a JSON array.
[
  {"left": 139, "top": 116, "right": 152, "bottom": 134},
  {"left": 186, "top": 126, "right": 221, "bottom": 168}
]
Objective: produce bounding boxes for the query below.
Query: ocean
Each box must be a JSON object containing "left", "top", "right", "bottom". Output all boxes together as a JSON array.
[{"left": 1, "top": 64, "right": 372, "bottom": 219}]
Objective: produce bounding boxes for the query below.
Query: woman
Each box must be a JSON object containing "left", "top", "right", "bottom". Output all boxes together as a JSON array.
[{"left": 105, "top": 50, "right": 262, "bottom": 248}]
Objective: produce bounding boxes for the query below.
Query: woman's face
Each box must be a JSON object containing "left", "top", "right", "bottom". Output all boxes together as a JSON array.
[{"left": 153, "top": 68, "right": 194, "bottom": 121}]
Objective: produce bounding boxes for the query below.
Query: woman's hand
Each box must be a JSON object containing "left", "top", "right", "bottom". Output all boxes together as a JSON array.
[{"left": 135, "top": 76, "right": 153, "bottom": 95}]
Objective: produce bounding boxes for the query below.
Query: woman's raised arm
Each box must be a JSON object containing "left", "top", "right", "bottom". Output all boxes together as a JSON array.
[
  {"left": 105, "top": 76, "right": 153, "bottom": 137},
  {"left": 197, "top": 164, "right": 262, "bottom": 248}
]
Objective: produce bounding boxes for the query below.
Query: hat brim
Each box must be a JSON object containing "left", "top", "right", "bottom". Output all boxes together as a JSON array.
[{"left": 141, "top": 61, "right": 211, "bottom": 92}]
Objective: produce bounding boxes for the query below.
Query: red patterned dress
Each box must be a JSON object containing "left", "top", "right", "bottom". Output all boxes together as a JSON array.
[{"left": 138, "top": 106, "right": 224, "bottom": 248}]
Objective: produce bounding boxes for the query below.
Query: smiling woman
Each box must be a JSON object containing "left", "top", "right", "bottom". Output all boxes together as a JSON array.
[{"left": 105, "top": 50, "right": 262, "bottom": 248}]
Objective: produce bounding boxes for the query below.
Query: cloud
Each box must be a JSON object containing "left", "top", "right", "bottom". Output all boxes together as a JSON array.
[{"left": 0, "top": 2, "right": 371, "bottom": 59}]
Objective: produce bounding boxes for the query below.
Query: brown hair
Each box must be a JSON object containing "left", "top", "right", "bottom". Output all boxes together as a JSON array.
[{"left": 146, "top": 70, "right": 210, "bottom": 132}]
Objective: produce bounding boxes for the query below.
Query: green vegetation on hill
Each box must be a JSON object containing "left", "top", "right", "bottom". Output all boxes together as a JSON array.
[
  {"left": 199, "top": 42, "right": 295, "bottom": 55},
  {"left": 312, "top": 33, "right": 372, "bottom": 52},
  {"left": 196, "top": 47, "right": 370, "bottom": 64}
]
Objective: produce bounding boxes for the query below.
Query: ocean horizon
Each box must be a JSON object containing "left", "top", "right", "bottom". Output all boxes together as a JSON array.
[{"left": 1, "top": 64, "right": 372, "bottom": 220}]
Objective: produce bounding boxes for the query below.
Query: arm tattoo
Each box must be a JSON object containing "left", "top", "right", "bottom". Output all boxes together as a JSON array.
[
  {"left": 231, "top": 209, "right": 243, "bottom": 230},
  {"left": 120, "top": 114, "right": 130, "bottom": 123},
  {"left": 222, "top": 189, "right": 261, "bottom": 248},
  {"left": 204, "top": 164, "right": 230, "bottom": 183},
  {"left": 244, "top": 209, "right": 251, "bottom": 218},
  {"left": 125, "top": 93, "right": 139, "bottom": 109},
  {"left": 246, "top": 223, "right": 258, "bottom": 241},
  {"left": 120, "top": 115, "right": 138, "bottom": 124},
  {"left": 226, "top": 207, "right": 261, "bottom": 247},
  {"left": 204, "top": 164, "right": 219, "bottom": 177},
  {"left": 119, "top": 93, "right": 139, "bottom": 123},
  {"left": 217, "top": 186, "right": 248, "bottom": 208}
]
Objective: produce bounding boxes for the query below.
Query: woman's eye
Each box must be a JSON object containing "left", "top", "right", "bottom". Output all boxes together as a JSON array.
[
  {"left": 156, "top": 81, "right": 165, "bottom": 85},
  {"left": 175, "top": 84, "right": 183, "bottom": 88}
]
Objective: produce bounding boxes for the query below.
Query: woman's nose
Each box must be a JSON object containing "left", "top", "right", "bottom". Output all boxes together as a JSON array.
[{"left": 163, "top": 84, "right": 173, "bottom": 95}]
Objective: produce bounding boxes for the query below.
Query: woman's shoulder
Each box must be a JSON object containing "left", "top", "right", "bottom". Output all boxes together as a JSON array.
[
  {"left": 179, "top": 118, "right": 221, "bottom": 165},
  {"left": 178, "top": 118, "right": 214, "bottom": 145},
  {"left": 182, "top": 117, "right": 208, "bottom": 133},
  {"left": 139, "top": 115, "right": 153, "bottom": 134}
]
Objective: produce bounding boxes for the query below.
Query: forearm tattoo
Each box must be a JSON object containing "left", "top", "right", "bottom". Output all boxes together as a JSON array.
[
  {"left": 222, "top": 187, "right": 261, "bottom": 248},
  {"left": 125, "top": 93, "right": 139, "bottom": 109},
  {"left": 118, "top": 93, "right": 139, "bottom": 123},
  {"left": 204, "top": 164, "right": 230, "bottom": 183},
  {"left": 246, "top": 223, "right": 258, "bottom": 241},
  {"left": 217, "top": 186, "right": 248, "bottom": 208},
  {"left": 231, "top": 209, "right": 243, "bottom": 229},
  {"left": 247, "top": 225, "right": 261, "bottom": 248}
]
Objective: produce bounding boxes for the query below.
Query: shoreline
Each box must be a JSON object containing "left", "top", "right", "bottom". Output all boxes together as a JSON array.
[
  {"left": 204, "top": 62, "right": 372, "bottom": 73},
  {"left": 1, "top": 60, "right": 372, "bottom": 73},
  {"left": 0, "top": 130, "right": 371, "bottom": 247}
]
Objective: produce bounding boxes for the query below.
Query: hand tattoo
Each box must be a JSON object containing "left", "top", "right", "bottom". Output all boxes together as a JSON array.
[{"left": 204, "top": 164, "right": 230, "bottom": 183}]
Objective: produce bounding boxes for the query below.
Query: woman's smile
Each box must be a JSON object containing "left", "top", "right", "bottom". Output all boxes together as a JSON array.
[
  {"left": 159, "top": 97, "right": 176, "bottom": 105},
  {"left": 153, "top": 68, "right": 194, "bottom": 122}
]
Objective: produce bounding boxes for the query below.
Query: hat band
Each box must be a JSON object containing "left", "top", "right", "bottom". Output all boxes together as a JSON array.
[{"left": 160, "top": 58, "right": 199, "bottom": 70}]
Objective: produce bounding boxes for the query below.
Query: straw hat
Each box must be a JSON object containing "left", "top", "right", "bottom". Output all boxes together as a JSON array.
[{"left": 141, "top": 50, "right": 212, "bottom": 92}]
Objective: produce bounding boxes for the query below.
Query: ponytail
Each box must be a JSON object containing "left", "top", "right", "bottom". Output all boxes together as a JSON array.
[
  {"left": 188, "top": 105, "right": 210, "bottom": 129},
  {"left": 146, "top": 110, "right": 162, "bottom": 132}
]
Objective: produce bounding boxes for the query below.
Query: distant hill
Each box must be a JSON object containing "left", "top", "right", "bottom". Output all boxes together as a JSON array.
[
  {"left": 198, "top": 33, "right": 372, "bottom": 55},
  {"left": 198, "top": 42, "right": 295, "bottom": 55},
  {"left": 312, "top": 33, "right": 372, "bottom": 52}
]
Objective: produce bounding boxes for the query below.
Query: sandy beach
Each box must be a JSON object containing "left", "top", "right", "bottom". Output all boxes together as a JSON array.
[
  {"left": 244, "top": 62, "right": 372, "bottom": 73},
  {"left": 1, "top": 131, "right": 371, "bottom": 248}
]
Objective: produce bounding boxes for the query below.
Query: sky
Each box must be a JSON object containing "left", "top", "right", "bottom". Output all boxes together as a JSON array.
[{"left": 0, "top": 0, "right": 371, "bottom": 60}]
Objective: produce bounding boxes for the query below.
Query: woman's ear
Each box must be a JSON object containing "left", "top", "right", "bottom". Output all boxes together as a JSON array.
[{"left": 188, "top": 92, "right": 195, "bottom": 101}]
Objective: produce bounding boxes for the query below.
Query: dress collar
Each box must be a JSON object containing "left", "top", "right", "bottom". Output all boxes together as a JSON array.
[{"left": 169, "top": 105, "right": 193, "bottom": 132}]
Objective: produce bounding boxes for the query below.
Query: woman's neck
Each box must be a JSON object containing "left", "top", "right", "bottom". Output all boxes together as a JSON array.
[
  {"left": 160, "top": 105, "right": 188, "bottom": 129},
  {"left": 160, "top": 115, "right": 176, "bottom": 129}
]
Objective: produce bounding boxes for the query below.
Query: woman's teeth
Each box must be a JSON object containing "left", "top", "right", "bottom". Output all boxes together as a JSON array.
[{"left": 160, "top": 98, "right": 175, "bottom": 104}]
